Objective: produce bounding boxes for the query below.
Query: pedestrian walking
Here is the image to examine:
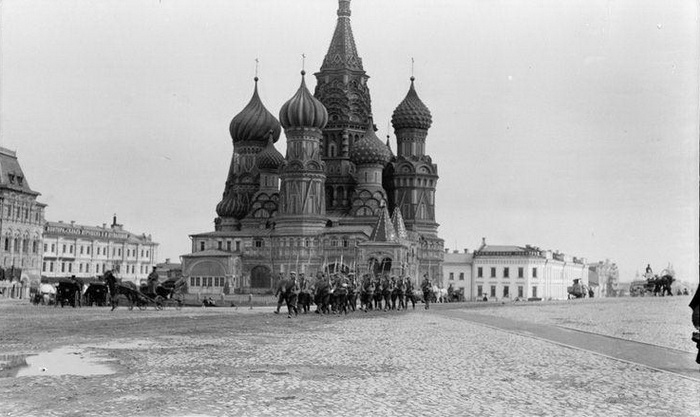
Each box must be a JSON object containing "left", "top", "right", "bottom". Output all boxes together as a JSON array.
[
  {"left": 690, "top": 286, "right": 700, "bottom": 364},
  {"left": 248, "top": 292, "right": 253, "bottom": 310},
  {"left": 421, "top": 274, "right": 432, "bottom": 310}
]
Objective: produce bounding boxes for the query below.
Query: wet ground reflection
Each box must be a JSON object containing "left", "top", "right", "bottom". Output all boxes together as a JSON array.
[{"left": 0, "top": 347, "right": 115, "bottom": 377}]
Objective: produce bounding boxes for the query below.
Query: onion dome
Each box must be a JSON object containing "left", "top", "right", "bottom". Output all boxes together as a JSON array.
[
  {"left": 391, "top": 77, "right": 432, "bottom": 130},
  {"left": 230, "top": 78, "right": 281, "bottom": 145},
  {"left": 350, "top": 120, "right": 392, "bottom": 166},
  {"left": 257, "top": 133, "right": 285, "bottom": 171},
  {"left": 279, "top": 71, "right": 328, "bottom": 130},
  {"left": 216, "top": 192, "right": 248, "bottom": 220}
]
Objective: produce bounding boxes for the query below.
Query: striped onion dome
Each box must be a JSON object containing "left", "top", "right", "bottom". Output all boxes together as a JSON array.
[
  {"left": 257, "top": 134, "right": 285, "bottom": 171},
  {"left": 279, "top": 71, "right": 328, "bottom": 130},
  {"left": 391, "top": 77, "right": 432, "bottom": 130},
  {"left": 216, "top": 192, "right": 248, "bottom": 220},
  {"left": 350, "top": 120, "right": 391, "bottom": 166},
  {"left": 229, "top": 78, "right": 281, "bottom": 145}
]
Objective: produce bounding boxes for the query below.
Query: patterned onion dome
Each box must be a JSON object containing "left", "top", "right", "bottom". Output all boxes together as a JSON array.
[
  {"left": 216, "top": 192, "right": 248, "bottom": 220},
  {"left": 350, "top": 120, "right": 392, "bottom": 166},
  {"left": 391, "top": 77, "right": 432, "bottom": 130},
  {"left": 229, "top": 78, "right": 281, "bottom": 145},
  {"left": 279, "top": 71, "right": 328, "bottom": 130},
  {"left": 257, "top": 134, "right": 285, "bottom": 171}
]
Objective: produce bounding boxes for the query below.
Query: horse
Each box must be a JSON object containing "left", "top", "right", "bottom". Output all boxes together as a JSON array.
[
  {"left": 373, "top": 278, "right": 384, "bottom": 310},
  {"left": 346, "top": 278, "right": 358, "bottom": 312},
  {"left": 104, "top": 271, "right": 140, "bottom": 310},
  {"left": 432, "top": 286, "right": 448, "bottom": 303}
]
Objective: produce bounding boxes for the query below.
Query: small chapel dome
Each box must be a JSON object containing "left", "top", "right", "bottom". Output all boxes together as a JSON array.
[
  {"left": 229, "top": 78, "right": 282, "bottom": 145},
  {"left": 391, "top": 77, "right": 432, "bottom": 131},
  {"left": 279, "top": 71, "right": 328, "bottom": 130},
  {"left": 257, "top": 133, "right": 285, "bottom": 171},
  {"left": 216, "top": 193, "right": 248, "bottom": 220},
  {"left": 350, "top": 120, "right": 391, "bottom": 166}
]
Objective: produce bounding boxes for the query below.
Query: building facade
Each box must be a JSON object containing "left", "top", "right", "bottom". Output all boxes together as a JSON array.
[
  {"left": 471, "top": 239, "right": 588, "bottom": 301},
  {"left": 444, "top": 249, "right": 473, "bottom": 299},
  {"left": 42, "top": 216, "right": 158, "bottom": 284},
  {"left": 182, "top": 0, "right": 444, "bottom": 295},
  {"left": 0, "top": 147, "right": 46, "bottom": 298}
]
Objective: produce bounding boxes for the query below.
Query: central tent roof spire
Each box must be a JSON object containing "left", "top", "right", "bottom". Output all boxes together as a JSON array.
[{"left": 321, "top": 0, "right": 363, "bottom": 71}]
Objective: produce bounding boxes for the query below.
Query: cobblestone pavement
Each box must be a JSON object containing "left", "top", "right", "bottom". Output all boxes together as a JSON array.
[
  {"left": 471, "top": 296, "right": 696, "bottom": 352},
  {"left": 1, "top": 298, "right": 698, "bottom": 417}
]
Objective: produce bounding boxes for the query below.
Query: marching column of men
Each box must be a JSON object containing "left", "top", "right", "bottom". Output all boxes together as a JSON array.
[{"left": 272, "top": 270, "right": 434, "bottom": 318}]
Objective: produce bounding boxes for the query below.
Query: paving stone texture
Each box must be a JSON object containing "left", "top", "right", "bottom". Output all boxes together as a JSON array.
[{"left": 0, "top": 296, "right": 698, "bottom": 417}]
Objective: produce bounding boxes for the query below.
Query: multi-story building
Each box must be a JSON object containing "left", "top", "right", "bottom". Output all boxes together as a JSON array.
[
  {"left": 41, "top": 216, "right": 158, "bottom": 284},
  {"left": 0, "top": 147, "right": 46, "bottom": 298},
  {"left": 471, "top": 239, "right": 588, "bottom": 301},
  {"left": 182, "top": 0, "right": 444, "bottom": 295},
  {"left": 443, "top": 249, "right": 473, "bottom": 299}
]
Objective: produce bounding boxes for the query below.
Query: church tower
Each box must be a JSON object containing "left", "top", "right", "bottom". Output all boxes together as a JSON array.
[
  {"left": 276, "top": 71, "right": 329, "bottom": 234},
  {"left": 388, "top": 76, "right": 439, "bottom": 237},
  {"left": 216, "top": 77, "right": 281, "bottom": 231},
  {"left": 314, "top": 0, "right": 373, "bottom": 215}
]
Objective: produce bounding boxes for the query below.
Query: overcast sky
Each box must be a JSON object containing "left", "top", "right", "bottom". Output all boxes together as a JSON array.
[{"left": 1, "top": 0, "right": 697, "bottom": 283}]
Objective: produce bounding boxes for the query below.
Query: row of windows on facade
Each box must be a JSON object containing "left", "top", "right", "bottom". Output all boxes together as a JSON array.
[
  {"left": 3, "top": 238, "right": 39, "bottom": 254},
  {"left": 43, "top": 243, "right": 149, "bottom": 258},
  {"left": 189, "top": 276, "right": 225, "bottom": 288},
  {"left": 476, "top": 285, "right": 538, "bottom": 299},
  {"left": 4, "top": 205, "right": 42, "bottom": 223},
  {"left": 200, "top": 237, "right": 355, "bottom": 252},
  {"left": 42, "top": 261, "right": 148, "bottom": 275},
  {"left": 476, "top": 267, "right": 538, "bottom": 279},
  {"left": 448, "top": 272, "right": 466, "bottom": 281}
]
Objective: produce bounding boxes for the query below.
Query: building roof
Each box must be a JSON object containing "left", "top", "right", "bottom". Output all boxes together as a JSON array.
[
  {"left": 392, "top": 77, "right": 432, "bottom": 131},
  {"left": 44, "top": 220, "right": 157, "bottom": 245},
  {"left": 0, "top": 147, "right": 40, "bottom": 196},
  {"left": 369, "top": 205, "right": 396, "bottom": 242},
  {"left": 181, "top": 249, "right": 232, "bottom": 258}
]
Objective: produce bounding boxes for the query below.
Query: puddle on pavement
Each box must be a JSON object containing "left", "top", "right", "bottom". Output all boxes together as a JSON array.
[{"left": 0, "top": 347, "right": 116, "bottom": 378}]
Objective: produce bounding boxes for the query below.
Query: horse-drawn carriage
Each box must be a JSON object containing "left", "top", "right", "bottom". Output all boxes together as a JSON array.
[
  {"left": 105, "top": 272, "right": 185, "bottom": 310},
  {"left": 630, "top": 270, "right": 675, "bottom": 297},
  {"left": 55, "top": 280, "right": 83, "bottom": 307},
  {"left": 84, "top": 282, "right": 109, "bottom": 306}
]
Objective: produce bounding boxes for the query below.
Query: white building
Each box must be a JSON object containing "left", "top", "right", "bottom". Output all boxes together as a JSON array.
[
  {"left": 42, "top": 216, "right": 159, "bottom": 284},
  {"left": 443, "top": 249, "right": 473, "bottom": 299},
  {"left": 471, "top": 239, "right": 588, "bottom": 301}
]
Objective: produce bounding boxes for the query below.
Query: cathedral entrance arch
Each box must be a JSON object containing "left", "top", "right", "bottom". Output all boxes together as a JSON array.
[
  {"left": 368, "top": 256, "right": 392, "bottom": 276},
  {"left": 250, "top": 265, "right": 272, "bottom": 289}
]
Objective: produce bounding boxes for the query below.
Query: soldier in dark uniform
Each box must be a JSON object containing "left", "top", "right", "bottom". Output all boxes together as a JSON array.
[
  {"left": 297, "top": 273, "right": 311, "bottom": 314},
  {"left": 421, "top": 274, "right": 432, "bottom": 310},
  {"left": 285, "top": 274, "right": 299, "bottom": 318},
  {"left": 274, "top": 272, "right": 291, "bottom": 315},
  {"left": 346, "top": 273, "right": 358, "bottom": 312},
  {"left": 381, "top": 275, "right": 393, "bottom": 311},
  {"left": 395, "top": 277, "right": 406, "bottom": 310},
  {"left": 104, "top": 270, "right": 118, "bottom": 311},
  {"left": 405, "top": 277, "right": 416, "bottom": 309},
  {"left": 333, "top": 273, "right": 349, "bottom": 315},
  {"left": 314, "top": 273, "right": 331, "bottom": 314}
]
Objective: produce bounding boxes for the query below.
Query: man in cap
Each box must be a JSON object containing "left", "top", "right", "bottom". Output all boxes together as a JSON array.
[{"left": 421, "top": 274, "right": 433, "bottom": 310}]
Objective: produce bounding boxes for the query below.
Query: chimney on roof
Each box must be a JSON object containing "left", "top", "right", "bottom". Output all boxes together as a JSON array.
[
  {"left": 102, "top": 223, "right": 106, "bottom": 229},
  {"left": 444, "top": 248, "right": 449, "bottom": 253},
  {"left": 482, "top": 237, "right": 486, "bottom": 245},
  {"left": 463, "top": 249, "right": 468, "bottom": 253},
  {"left": 165, "top": 258, "right": 170, "bottom": 264},
  {"left": 453, "top": 250, "right": 458, "bottom": 254},
  {"left": 70, "top": 220, "right": 75, "bottom": 226},
  {"left": 112, "top": 214, "right": 118, "bottom": 227}
]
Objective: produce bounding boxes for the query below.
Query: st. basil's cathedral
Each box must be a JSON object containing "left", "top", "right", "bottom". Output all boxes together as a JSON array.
[{"left": 182, "top": 0, "right": 444, "bottom": 293}]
